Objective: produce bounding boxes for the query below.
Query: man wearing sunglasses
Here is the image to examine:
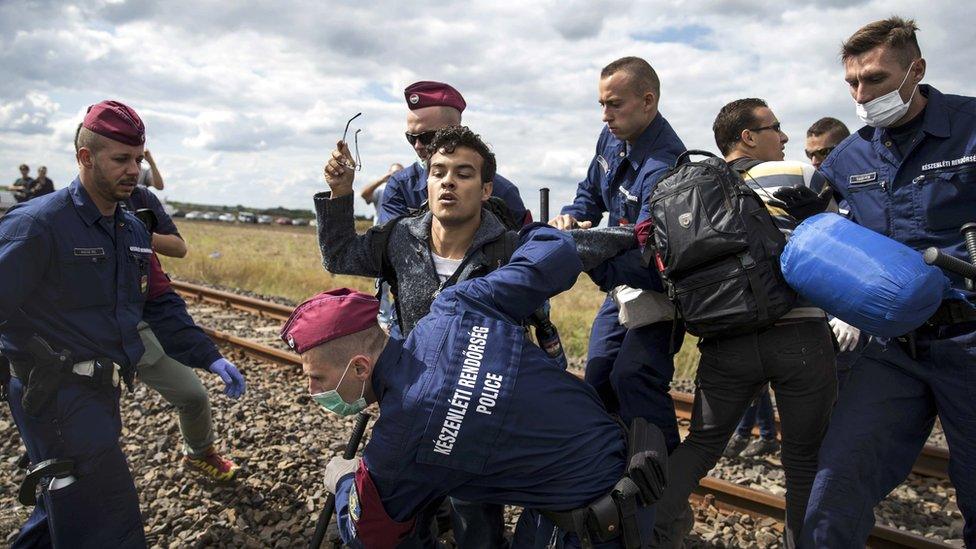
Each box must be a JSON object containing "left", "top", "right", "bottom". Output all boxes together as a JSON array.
[
  {"left": 378, "top": 81, "right": 529, "bottom": 228},
  {"left": 804, "top": 117, "right": 850, "bottom": 170}
]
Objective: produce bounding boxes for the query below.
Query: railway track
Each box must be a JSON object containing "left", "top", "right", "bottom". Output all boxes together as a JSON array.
[
  {"left": 173, "top": 279, "right": 952, "bottom": 481},
  {"left": 175, "top": 279, "right": 954, "bottom": 548}
]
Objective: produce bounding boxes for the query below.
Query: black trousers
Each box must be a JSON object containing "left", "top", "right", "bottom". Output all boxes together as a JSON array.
[{"left": 652, "top": 320, "right": 837, "bottom": 549}]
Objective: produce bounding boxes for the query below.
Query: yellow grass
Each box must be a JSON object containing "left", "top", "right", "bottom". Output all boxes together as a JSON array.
[{"left": 165, "top": 220, "right": 700, "bottom": 377}]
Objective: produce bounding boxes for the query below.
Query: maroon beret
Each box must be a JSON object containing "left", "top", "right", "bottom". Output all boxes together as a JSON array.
[
  {"left": 279, "top": 288, "right": 379, "bottom": 354},
  {"left": 82, "top": 100, "right": 145, "bottom": 146},
  {"left": 404, "top": 81, "right": 466, "bottom": 113}
]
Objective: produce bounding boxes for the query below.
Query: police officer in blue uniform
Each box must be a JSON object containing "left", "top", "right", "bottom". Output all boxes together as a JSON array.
[
  {"left": 797, "top": 18, "right": 976, "bottom": 547},
  {"left": 379, "top": 81, "right": 528, "bottom": 226},
  {"left": 550, "top": 56, "right": 686, "bottom": 451},
  {"left": 0, "top": 101, "right": 246, "bottom": 548},
  {"left": 284, "top": 224, "right": 667, "bottom": 548}
]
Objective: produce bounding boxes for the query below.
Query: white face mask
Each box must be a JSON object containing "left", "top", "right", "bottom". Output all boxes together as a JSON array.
[{"left": 855, "top": 60, "right": 919, "bottom": 128}]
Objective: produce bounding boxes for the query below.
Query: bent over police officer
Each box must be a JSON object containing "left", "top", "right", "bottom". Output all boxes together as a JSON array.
[
  {"left": 283, "top": 225, "right": 669, "bottom": 548},
  {"left": 0, "top": 101, "right": 245, "bottom": 548}
]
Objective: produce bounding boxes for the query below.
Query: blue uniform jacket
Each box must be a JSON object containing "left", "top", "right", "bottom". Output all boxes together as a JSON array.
[
  {"left": 561, "top": 113, "right": 686, "bottom": 292},
  {"left": 821, "top": 85, "right": 976, "bottom": 296},
  {"left": 335, "top": 225, "right": 626, "bottom": 545},
  {"left": 0, "top": 179, "right": 220, "bottom": 375},
  {"left": 378, "top": 161, "right": 528, "bottom": 226}
]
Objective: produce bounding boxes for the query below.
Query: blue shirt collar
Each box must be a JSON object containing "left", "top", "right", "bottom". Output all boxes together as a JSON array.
[
  {"left": 68, "top": 177, "right": 127, "bottom": 227},
  {"left": 624, "top": 112, "right": 667, "bottom": 171},
  {"left": 876, "top": 84, "right": 950, "bottom": 142},
  {"left": 371, "top": 336, "right": 404, "bottom": 404}
]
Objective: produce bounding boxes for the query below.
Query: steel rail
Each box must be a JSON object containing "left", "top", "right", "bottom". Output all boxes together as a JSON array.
[
  {"left": 200, "top": 322, "right": 951, "bottom": 548},
  {"left": 669, "top": 391, "right": 949, "bottom": 480}
]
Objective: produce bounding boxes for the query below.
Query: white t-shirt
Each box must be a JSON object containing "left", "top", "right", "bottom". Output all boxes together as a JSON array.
[{"left": 432, "top": 253, "right": 462, "bottom": 283}]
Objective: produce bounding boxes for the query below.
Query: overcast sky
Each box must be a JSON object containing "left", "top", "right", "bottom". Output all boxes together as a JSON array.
[{"left": 1, "top": 0, "right": 972, "bottom": 219}]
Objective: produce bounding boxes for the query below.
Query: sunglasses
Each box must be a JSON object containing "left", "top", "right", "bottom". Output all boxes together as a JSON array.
[
  {"left": 748, "top": 122, "right": 782, "bottom": 134},
  {"left": 341, "top": 112, "right": 363, "bottom": 171},
  {"left": 805, "top": 146, "right": 836, "bottom": 161},
  {"left": 405, "top": 130, "right": 437, "bottom": 147}
]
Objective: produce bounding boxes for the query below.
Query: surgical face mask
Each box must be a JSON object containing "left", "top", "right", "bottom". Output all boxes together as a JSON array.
[
  {"left": 855, "top": 60, "right": 919, "bottom": 128},
  {"left": 311, "top": 360, "right": 367, "bottom": 417}
]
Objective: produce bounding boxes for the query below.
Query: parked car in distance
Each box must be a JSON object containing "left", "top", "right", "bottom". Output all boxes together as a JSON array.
[
  {"left": 238, "top": 212, "right": 257, "bottom": 223},
  {"left": 218, "top": 213, "right": 236, "bottom": 223},
  {"left": 257, "top": 215, "right": 273, "bottom": 224},
  {"left": 291, "top": 218, "right": 309, "bottom": 226},
  {"left": 275, "top": 217, "right": 292, "bottom": 225},
  {"left": 185, "top": 211, "right": 203, "bottom": 220},
  {"left": 171, "top": 209, "right": 185, "bottom": 218},
  {"left": 202, "top": 211, "right": 220, "bottom": 221}
]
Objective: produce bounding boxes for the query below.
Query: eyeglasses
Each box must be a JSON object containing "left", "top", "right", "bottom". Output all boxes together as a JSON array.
[
  {"left": 805, "top": 146, "right": 836, "bottom": 161},
  {"left": 405, "top": 130, "right": 437, "bottom": 147},
  {"left": 341, "top": 112, "right": 363, "bottom": 171},
  {"left": 748, "top": 122, "right": 782, "bottom": 134}
]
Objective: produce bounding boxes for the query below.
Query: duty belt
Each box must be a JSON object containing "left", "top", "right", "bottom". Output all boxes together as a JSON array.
[
  {"left": 926, "top": 300, "right": 976, "bottom": 326},
  {"left": 11, "top": 358, "right": 121, "bottom": 388}
]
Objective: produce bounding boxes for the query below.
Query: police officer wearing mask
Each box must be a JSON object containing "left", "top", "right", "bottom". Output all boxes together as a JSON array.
[
  {"left": 378, "top": 81, "right": 529, "bottom": 226},
  {"left": 792, "top": 17, "right": 976, "bottom": 547},
  {"left": 283, "top": 225, "right": 668, "bottom": 548},
  {"left": 550, "top": 56, "right": 687, "bottom": 453},
  {"left": 0, "top": 100, "right": 246, "bottom": 548}
]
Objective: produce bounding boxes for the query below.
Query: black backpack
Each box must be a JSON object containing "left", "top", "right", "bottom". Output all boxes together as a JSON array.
[{"left": 644, "top": 150, "right": 796, "bottom": 338}]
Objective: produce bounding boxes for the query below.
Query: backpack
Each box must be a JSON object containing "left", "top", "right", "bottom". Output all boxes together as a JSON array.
[{"left": 644, "top": 150, "right": 796, "bottom": 338}]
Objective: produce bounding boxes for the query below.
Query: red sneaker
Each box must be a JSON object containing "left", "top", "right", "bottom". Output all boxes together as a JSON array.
[{"left": 183, "top": 446, "right": 239, "bottom": 481}]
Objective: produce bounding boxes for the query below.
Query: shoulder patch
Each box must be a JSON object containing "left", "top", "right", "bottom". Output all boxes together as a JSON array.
[{"left": 348, "top": 483, "right": 361, "bottom": 522}]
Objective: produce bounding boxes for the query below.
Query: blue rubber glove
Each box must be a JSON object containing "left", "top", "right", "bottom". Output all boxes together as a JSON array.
[{"left": 208, "top": 358, "right": 246, "bottom": 399}]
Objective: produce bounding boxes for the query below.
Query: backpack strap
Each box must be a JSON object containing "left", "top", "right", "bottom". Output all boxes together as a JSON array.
[
  {"left": 440, "top": 230, "right": 518, "bottom": 290},
  {"left": 729, "top": 157, "right": 764, "bottom": 174},
  {"left": 737, "top": 251, "right": 771, "bottom": 323},
  {"left": 369, "top": 214, "right": 410, "bottom": 331}
]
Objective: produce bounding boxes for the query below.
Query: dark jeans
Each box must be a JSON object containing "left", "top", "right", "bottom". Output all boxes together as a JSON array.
[
  {"left": 735, "top": 385, "right": 776, "bottom": 439},
  {"left": 652, "top": 321, "right": 837, "bottom": 548}
]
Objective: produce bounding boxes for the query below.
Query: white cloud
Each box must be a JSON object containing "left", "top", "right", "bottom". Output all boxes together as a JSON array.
[{"left": 0, "top": 0, "right": 971, "bottom": 218}]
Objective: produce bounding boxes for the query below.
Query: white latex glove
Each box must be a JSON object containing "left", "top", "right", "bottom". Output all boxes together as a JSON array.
[
  {"left": 324, "top": 456, "right": 359, "bottom": 493},
  {"left": 829, "top": 317, "right": 861, "bottom": 352}
]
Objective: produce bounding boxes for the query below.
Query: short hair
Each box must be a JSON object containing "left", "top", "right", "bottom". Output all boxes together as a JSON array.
[
  {"left": 38, "top": 166, "right": 47, "bottom": 171},
  {"left": 806, "top": 117, "right": 850, "bottom": 139},
  {"left": 75, "top": 126, "right": 107, "bottom": 154},
  {"left": 601, "top": 56, "right": 661, "bottom": 97},
  {"left": 307, "top": 325, "right": 386, "bottom": 368},
  {"left": 425, "top": 125, "right": 497, "bottom": 184},
  {"left": 19, "top": 164, "right": 28, "bottom": 171},
  {"left": 842, "top": 16, "right": 921, "bottom": 67},
  {"left": 712, "top": 98, "right": 768, "bottom": 156}
]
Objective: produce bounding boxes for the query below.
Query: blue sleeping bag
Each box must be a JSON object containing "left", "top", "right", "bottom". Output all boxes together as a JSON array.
[{"left": 781, "top": 213, "right": 958, "bottom": 337}]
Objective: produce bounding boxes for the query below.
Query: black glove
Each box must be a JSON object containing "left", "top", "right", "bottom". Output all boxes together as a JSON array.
[{"left": 768, "top": 184, "right": 832, "bottom": 222}]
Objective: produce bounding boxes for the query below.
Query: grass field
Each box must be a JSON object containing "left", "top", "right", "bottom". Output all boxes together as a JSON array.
[{"left": 165, "top": 220, "right": 701, "bottom": 378}]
